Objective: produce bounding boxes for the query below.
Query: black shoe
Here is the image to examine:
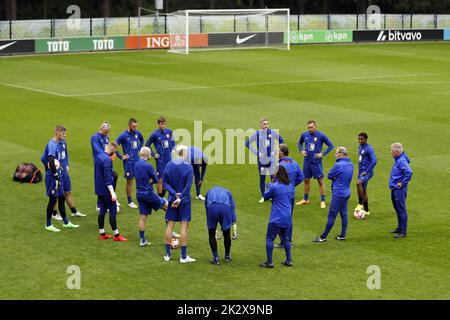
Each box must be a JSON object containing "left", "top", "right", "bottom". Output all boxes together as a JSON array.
[
  {"left": 210, "top": 258, "right": 220, "bottom": 265},
  {"left": 390, "top": 229, "right": 401, "bottom": 234},
  {"left": 394, "top": 233, "right": 407, "bottom": 239},
  {"left": 281, "top": 260, "right": 293, "bottom": 267},
  {"left": 313, "top": 236, "right": 327, "bottom": 243},
  {"left": 259, "top": 261, "right": 274, "bottom": 268},
  {"left": 224, "top": 256, "right": 232, "bottom": 263},
  {"left": 336, "top": 235, "right": 346, "bottom": 241}
]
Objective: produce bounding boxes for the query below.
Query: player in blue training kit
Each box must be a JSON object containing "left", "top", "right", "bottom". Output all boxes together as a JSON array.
[
  {"left": 41, "top": 125, "right": 78, "bottom": 232},
  {"left": 205, "top": 187, "right": 237, "bottom": 265},
  {"left": 116, "top": 118, "right": 144, "bottom": 209},
  {"left": 389, "top": 143, "right": 413, "bottom": 239},
  {"left": 58, "top": 130, "right": 85, "bottom": 218},
  {"left": 245, "top": 118, "right": 284, "bottom": 203},
  {"left": 134, "top": 147, "right": 168, "bottom": 247},
  {"left": 260, "top": 166, "right": 295, "bottom": 268},
  {"left": 145, "top": 116, "right": 175, "bottom": 198},
  {"left": 297, "top": 120, "right": 334, "bottom": 209},
  {"left": 187, "top": 146, "right": 208, "bottom": 201},
  {"left": 275, "top": 144, "right": 304, "bottom": 248},
  {"left": 314, "top": 147, "right": 354, "bottom": 242},
  {"left": 163, "top": 145, "right": 195, "bottom": 263},
  {"left": 95, "top": 141, "right": 127, "bottom": 242},
  {"left": 355, "top": 132, "right": 377, "bottom": 216},
  {"left": 91, "top": 122, "right": 120, "bottom": 212}
]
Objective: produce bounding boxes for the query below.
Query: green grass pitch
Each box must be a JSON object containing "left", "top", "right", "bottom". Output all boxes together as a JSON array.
[{"left": 0, "top": 42, "right": 449, "bottom": 300}]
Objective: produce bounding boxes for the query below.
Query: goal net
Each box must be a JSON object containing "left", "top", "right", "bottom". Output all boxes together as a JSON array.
[{"left": 167, "top": 9, "right": 290, "bottom": 54}]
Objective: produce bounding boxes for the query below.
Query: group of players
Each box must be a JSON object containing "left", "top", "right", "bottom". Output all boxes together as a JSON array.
[{"left": 41, "top": 116, "right": 413, "bottom": 267}]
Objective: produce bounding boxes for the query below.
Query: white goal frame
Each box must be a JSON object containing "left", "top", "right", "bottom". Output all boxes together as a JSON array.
[{"left": 167, "top": 8, "right": 290, "bottom": 54}]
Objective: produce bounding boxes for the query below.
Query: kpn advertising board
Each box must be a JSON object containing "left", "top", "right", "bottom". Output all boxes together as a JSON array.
[
  {"left": 286, "top": 30, "right": 353, "bottom": 44},
  {"left": 35, "top": 37, "right": 125, "bottom": 53}
]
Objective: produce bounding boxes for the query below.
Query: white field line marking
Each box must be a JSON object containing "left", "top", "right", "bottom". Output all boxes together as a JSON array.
[
  {"left": 105, "top": 56, "right": 284, "bottom": 65},
  {"left": 1, "top": 72, "right": 448, "bottom": 98},
  {"left": 0, "top": 82, "right": 68, "bottom": 97},
  {"left": 66, "top": 72, "right": 448, "bottom": 98}
]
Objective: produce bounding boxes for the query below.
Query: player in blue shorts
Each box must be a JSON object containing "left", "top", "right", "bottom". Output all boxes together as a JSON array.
[
  {"left": 205, "top": 187, "right": 236, "bottom": 265},
  {"left": 354, "top": 132, "right": 377, "bottom": 216},
  {"left": 95, "top": 141, "right": 127, "bottom": 242},
  {"left": 246, "top": 117, "right": 284, "bottom": 203},
  {"left": 145, "top": 116, "right": 175, "bottom": 198},
  {"left": 187, "top": 146, "right": 208, "bottom": 201},
  {"left": 116, "top": 118, "right": 144, "bottom": 209},
  {"left": 134, "top": 147, "right": 168, "bottom": 247},
  {"left": 297, "top": 120, "right": 334, "bottom": 209},
  {"left": 163, "top": 145, "right": 195, "bottom": 263},
  {"left": 41, "top": 125, "right": 79, "bottom": 232},
  {"left": 59, "top": 130, "right": 85, "bottom": 218}
]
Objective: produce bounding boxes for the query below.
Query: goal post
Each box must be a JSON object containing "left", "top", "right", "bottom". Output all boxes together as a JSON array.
[{"left": 167, "top": 8, "right": 290, "bottom": 54}]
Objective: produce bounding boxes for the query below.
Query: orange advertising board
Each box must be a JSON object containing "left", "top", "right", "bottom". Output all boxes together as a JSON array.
[{"left": 126, "top": 34, "right": 208, "bottom": 49}]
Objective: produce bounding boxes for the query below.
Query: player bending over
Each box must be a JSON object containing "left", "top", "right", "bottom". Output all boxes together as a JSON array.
[
  {"left": 134, "top": 147, "right": 168, "bottom": 247},
  {"left": 205, "top": 187, "right": 237, "bottom": 265}
]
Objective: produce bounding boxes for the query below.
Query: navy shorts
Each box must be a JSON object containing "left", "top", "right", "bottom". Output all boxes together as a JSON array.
[
  {"left": 61, "top": 170, "right": 71, "bottom": 192},
  {"left": 137, "top": 193, "right": 166, "bottom": 215},
  {"left": 357, "top": 172, "right": 373, "bottom": 189},
  {"left": 45, "top": 174, "right": 65, "bottom": 197},
  {"left": 206, "top": 203, "right": 233, "bottom": 231},
  {"left": 97, "top": 195, "right": 117, "bottom": 216},
  {"left": 123, "top": 160, "right": 137, "bottom": 179},
  {"left": 155, "top": 160, "right": 169, "bottom": 178},
  {"left": 303, "top": 160, "right": 324, "bottom": 179},
  {"left": 165, "top": 200, "right": 191, "bottom": 222}
]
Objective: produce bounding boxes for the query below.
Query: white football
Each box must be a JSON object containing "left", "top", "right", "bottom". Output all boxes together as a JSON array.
[
  {"left": 354, "top": 210, "right": 366, "bottom": 220},
  {"left": 171, "top": 238, "right": 179, "bottom": 249}
]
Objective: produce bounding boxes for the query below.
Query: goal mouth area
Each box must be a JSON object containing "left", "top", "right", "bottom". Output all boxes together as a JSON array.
[{"left": 166, "top": 9, "right": 290, "bottom": 54}]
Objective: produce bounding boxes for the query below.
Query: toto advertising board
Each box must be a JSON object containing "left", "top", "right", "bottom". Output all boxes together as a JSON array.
[
  {"left": 353, "top": 29, "right": 444, "bottom": 42},
  {"left": 35, "top": 37, "right": 126, "bottom": 53},
  {"left": 287, "top": 30, "right": 353, "bottom": 44}
]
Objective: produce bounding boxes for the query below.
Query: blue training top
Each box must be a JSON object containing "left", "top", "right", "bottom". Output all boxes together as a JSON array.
[{"left": 263, "top": 181, "right": 294, "bottom": 228}]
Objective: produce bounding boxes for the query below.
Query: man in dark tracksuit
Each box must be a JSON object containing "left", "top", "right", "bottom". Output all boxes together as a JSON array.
[
  {"left": 314, "top": 147, "right": 354, "bottom": 242},
  {"left": 389, "top": 143, "right": 413, "bottom": 239}
]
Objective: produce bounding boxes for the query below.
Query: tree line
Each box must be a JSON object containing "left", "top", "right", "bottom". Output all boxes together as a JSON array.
[{"left": 1, "top": 0, "right": 449, "bottom": 20}]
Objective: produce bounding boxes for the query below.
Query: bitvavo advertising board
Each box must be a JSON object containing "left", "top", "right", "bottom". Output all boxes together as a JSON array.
[
  {"left": 286, "top": 30, "right": 353, "bottom": 44},
  {"left": 353, "top": 29, "right": 443, "bottom": 42}
]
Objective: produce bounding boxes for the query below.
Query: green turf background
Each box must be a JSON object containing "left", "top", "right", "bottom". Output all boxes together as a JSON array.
[{"left": 0, "top": 43, "right": 449, "bottom": 299}]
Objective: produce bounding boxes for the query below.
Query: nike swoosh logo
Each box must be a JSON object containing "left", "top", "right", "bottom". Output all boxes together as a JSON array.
[
  {"left": 236, "top": 34, "right": 257, "bottom": 44},
  {"left": 0, "top": 41, "right": 17, "bottom": 51}
]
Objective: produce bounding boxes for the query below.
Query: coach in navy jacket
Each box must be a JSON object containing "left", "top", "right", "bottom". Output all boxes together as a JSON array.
[
  {"left": 314, "top": 146, "right": 354, "bottom": 242},
  {"left": 389, "top": 143, "right": 413, "bottom": 238}
]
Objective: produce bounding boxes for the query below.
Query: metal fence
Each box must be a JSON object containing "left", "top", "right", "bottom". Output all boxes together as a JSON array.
[{"left": 1, "top": 14, "right": 449, "bottom": 40}]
